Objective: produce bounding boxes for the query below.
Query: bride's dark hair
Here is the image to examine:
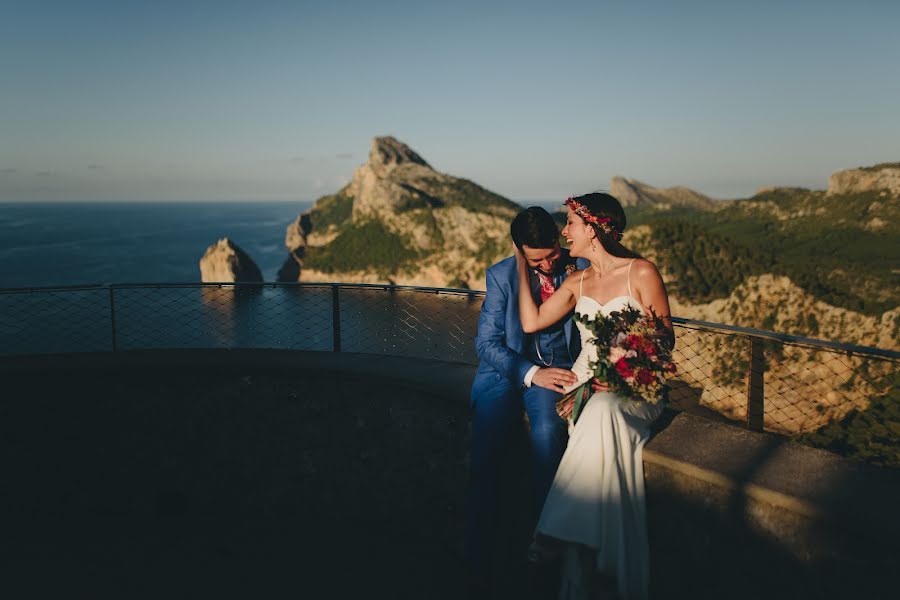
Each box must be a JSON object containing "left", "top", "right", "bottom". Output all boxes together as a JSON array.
[{"left": 569, "top": 192, "right": 642, "bottom": 259}]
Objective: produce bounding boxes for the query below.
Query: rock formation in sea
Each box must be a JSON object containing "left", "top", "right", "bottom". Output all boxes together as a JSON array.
[
  {"left": 277, "top": 136, "right": 520, "bottom": 288},
  {"left": 199, "top": 238, "right": 263, "bottom": 283}
]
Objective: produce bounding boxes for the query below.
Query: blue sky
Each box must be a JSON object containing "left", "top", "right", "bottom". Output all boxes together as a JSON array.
[{"left": 1, "top": 0, "right": 898, "bottom": 202}]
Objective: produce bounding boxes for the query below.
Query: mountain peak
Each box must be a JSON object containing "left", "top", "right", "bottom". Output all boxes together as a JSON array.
[
  {"left": 610, "top": 176, "right": 716, "bottom": 210},
  {"left": 276, "top": 136, "right": 519, "bottom": 286},
  {"left": 368, "top": 136, "right": 430, "bottom": 173}
]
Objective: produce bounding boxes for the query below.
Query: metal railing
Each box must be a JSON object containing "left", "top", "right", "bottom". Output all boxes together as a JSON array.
[{"left": 1, "top": 281, "right": 897, "bottom": 439}]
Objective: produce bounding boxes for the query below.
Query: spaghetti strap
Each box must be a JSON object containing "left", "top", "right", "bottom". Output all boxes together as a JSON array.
[
  {"left": 627, "top": 258, "right": 636, "bottom": 299},
  {"left": 579, "top": 269, "right": 586, "bottom": 299}
]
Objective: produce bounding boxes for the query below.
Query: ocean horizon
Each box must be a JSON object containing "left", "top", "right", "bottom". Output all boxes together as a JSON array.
[
  {"left": 0, "top": 201, "right": 311, "bottom": 288},
  {"left": 0, "top": 200, "right": 561, "bottom": 289}
]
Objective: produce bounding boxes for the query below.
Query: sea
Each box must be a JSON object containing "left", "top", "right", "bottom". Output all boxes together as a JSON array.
[
  {"left": 0, "top": 200, "right": 560, "bottom": 288},
  {"left": 0, "top": 201, "right": 315, "bottom": 288},
  {"left": 0, "top": 200, "right": 551, "bottom": 358}
]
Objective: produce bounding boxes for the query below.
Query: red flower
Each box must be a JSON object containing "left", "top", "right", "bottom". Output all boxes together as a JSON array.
[
  {"left": 615, "top": 359, "right": 634, "bottom": 379},
  {"left": 626, "top": 334, "right": 659, "bottom": 357},
  {"left": 636, "top": 369, "right": 655, "bottom": 386}
]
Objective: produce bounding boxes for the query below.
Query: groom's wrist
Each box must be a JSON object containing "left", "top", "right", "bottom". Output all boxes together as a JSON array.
[{"left": 523, "top": 365, "right": 540, "bottom": 387}]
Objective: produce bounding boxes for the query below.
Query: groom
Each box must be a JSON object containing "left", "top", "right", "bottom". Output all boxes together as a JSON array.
[{"left": 467, "top": 206, "right": 589, "bottom": 589}]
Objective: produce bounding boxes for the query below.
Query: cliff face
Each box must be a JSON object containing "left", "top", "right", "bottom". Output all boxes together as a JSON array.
[
  {"left": 669, "top": 274, "right": 899, "bottom": 351},
  {"left": 609, "top": 176, "right": 717, "bottom": 210},
  {"left": 199, "top": 238, "right": 263, "bottom": 283},
  {"left": 828, "top": 163, "right": 900, "bottom": 197},
  {"left": 278, "top": 136, "right": 520, "bottom": 288}
]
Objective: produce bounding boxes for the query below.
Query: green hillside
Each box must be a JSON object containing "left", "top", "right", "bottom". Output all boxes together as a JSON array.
[
  {"left": 306, "top": 192, "right": 353, "bottom": 231},
  {"left": 303, "top": 220, "right": 421, "bottom": 276},
  {"left": 623, "top": 188, "right": 900, "bottom": 316}
]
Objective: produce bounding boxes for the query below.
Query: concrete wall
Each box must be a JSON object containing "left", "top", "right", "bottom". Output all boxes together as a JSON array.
[{"left": 3, "top": 349, "right": 897, "bottom": 599}]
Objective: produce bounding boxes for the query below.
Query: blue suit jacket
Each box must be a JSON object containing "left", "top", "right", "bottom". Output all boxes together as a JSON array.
[{"left": 471, "top": 250, "right": 590, "bottom": 405}]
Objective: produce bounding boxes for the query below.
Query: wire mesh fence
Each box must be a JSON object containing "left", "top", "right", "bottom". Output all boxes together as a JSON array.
[
  {"left": 1, "top": 282, "right": 897, "bottom": 441},
  {"left": 665, "top": 321, "right": 898, "bottom": 437},
  {"left": 0, "top": 286, "right": 113, "bottom": 354}
]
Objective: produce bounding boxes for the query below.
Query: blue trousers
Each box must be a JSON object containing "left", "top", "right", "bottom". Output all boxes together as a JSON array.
[{"left": 466, "top": 378, "right": 568, "bottom": 579}]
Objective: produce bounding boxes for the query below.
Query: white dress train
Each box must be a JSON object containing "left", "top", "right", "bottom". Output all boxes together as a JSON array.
[{"left": 537, "top": 268, "right": 664, "bottom": 600}]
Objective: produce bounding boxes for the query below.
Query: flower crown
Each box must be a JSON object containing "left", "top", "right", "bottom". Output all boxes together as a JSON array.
[{"left": 564, "top": 197, "right": 622, "bottom": 241}]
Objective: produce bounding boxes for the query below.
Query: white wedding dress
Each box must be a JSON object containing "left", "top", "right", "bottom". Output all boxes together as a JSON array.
[{"left": 537, "top": 264, "right": 665, "bottom": 600}]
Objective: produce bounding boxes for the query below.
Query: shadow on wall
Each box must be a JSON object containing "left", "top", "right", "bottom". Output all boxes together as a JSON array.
[
  {"left": 0, "top": 365, "right": 473, "bottom": 599},
  {"left": 0, "top": 360, "right": 895, "bottom": 599}
]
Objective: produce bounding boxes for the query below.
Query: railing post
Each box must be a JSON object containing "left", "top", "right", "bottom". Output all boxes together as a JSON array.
[
  {"left": 747, "top": 337, "right": 764, "bottom": 431},
  {"left": 108, "top": 284, "right": 118, "bottom": 352},
  {"left": 332, "top": 285, "right": 341, "bottom": 352}
]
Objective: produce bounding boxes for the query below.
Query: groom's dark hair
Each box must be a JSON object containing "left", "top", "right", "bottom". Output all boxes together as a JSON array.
[{"left": 510, "top": 207, "right": 559, "bottom": 252}]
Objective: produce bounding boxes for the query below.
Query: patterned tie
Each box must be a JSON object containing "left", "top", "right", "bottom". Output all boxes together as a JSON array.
[{"left": 537, "top": 272, "right": 556, "bottom": 303}]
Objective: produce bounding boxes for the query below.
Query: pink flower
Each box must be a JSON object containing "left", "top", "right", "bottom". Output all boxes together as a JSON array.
[{"left": 609, "top": 346, "right": 628, "bottom": 363}]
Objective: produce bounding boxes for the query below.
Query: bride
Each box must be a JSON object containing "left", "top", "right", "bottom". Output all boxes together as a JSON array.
[{"left": 514, "top": 193, "right": 674, "bottom": 600}]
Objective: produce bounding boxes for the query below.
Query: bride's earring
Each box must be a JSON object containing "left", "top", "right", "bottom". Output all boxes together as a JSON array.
[{"left": 589, "top": 237, "right": 597, "bottom": 252}]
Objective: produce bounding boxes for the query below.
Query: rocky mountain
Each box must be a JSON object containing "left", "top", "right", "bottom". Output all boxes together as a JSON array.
[
  {"left": 199, "top": 149, "right": 897, "bottom": 351},
  {"left": 828, "top": 162, "right": 900, "bottom": 197},
  {"left": 627, "top": 221, "right": 899, "bottom": 349},
  {"left": 277, "top": 136, "right": 520, "bottom": 288},
  {"left": 609, "top": 176, "right": 717, "bottom": 210},
  {"left": 621, "top": 162, "right": 899, "bottom": 350},
  {"left": 199, "top": 238, "right": 263, "bottom": 283}
]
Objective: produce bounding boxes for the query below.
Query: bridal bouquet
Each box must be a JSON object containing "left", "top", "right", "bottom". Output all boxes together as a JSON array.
[{"left": 557, "top": 306, "right": 676, "bottom": 423}]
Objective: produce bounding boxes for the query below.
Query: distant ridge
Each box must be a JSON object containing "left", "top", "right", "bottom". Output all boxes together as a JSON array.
[{"left": 610, "top": 176, "right": 717, "bottom": 210}]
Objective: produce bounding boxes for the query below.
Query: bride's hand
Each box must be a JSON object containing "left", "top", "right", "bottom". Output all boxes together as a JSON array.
[
  {"left": 591, "top": 377, "right": 610, "bottom": 393},
  {"left": 512, "top": 241, "right": 525, "bottom": 265}
]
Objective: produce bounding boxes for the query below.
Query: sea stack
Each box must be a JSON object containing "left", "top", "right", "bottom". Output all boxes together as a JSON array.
[{"left": 199, "top": 238, "right": 263, "bottom": 282}]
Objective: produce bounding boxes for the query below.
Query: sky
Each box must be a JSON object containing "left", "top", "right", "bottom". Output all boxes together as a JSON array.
[{"left": 1, "top": 0, "right": 898, "bottom": 202}]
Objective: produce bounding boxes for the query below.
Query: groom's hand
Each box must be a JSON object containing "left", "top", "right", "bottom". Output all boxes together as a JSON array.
[{"left": 532, "top": 368, "right": 577, "bottom": 393}]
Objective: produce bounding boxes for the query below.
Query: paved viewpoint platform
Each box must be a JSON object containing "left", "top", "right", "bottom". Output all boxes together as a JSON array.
[{"left": 2, "top": 350, "right": 897, "bottom": 599}]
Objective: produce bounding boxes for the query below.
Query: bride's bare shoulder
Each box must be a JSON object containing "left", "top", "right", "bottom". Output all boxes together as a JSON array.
[{"left": 631, "top": 258, "right": 661, "bottom": 278}]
